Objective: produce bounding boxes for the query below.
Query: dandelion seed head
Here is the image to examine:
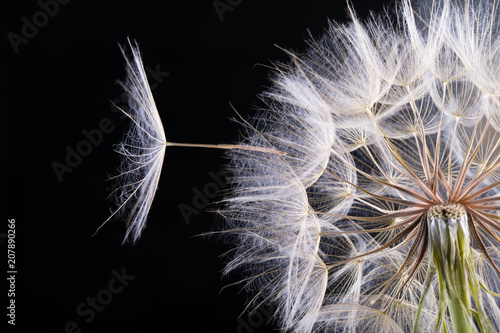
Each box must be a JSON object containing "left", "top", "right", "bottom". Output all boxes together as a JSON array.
[{"left": 218, "top": 0, "right": 500, "bottom": 331}]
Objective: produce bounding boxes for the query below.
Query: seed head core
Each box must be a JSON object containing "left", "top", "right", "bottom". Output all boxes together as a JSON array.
[{"left": 428, "top": 204, "right": 467, "bottom": 221}]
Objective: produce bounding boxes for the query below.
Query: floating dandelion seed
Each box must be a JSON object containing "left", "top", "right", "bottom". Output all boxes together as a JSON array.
[
  {"left": 96, "top": 39, "right": 168, "bottom": 243},
  {"left": 104, "top": 0, "right": 500, "bottom": 331},
  {"left": 98, "top": 40, "right": 285, "bottom": 243}
]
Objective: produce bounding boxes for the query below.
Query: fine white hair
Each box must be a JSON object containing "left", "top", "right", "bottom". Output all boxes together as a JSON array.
[{"left": 101, "top": 39, "right": 166, "bottom": 244}]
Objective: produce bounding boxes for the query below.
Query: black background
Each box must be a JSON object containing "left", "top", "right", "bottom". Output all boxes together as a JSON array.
[{"left": 3, "top": 0, "right": 389, "bottom": 332}]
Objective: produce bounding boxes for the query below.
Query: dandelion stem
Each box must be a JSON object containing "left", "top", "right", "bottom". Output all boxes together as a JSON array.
[
  {"left": 446, "top": 272, "right": 473, "bottom": 333},
  {"left": 426, "top": 204, "right": 489, "bottom": 333}
]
